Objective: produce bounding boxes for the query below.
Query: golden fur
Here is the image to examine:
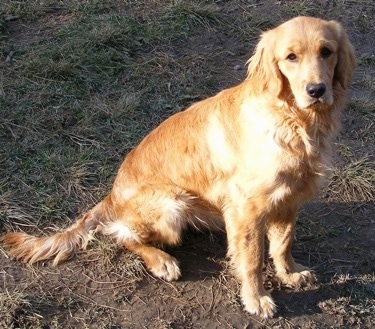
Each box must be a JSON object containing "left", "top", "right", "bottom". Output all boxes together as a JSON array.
[{"left": 2, "top": 17, "right": 356, "bottom": 318}]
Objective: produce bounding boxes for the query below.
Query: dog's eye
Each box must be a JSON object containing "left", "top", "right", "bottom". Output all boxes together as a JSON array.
[
  {"left": 321, "top": 47, "right": 332, "bottom": 58},
  {"left": 286, "top": 53, "right": 297, "bottom": 62}
]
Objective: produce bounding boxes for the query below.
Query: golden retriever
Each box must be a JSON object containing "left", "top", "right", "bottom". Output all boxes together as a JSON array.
[{"left": 2, "top": 17, "right": 356, "bottom": 318}]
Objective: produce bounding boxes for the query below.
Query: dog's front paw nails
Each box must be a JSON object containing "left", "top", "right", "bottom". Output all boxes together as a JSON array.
[
  {"left": 148, "top": 254, "right": 181, "bottom": 282},
  {"left": 242, "top": 293, "right": 276, "bottom": 319},
  {"left": 300, "top": 270, "right": 316, "bottom": 284},
  {"left": 277, "top": 269, "right": 316, "bottom": 288}
]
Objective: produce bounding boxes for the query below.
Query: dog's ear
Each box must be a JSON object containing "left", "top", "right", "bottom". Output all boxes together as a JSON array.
[
  {"left": 330, "top": 20, "right": 356, "bottom": 90},
  {"left": 246, "top": 30, "right": 283, "bottom": 97}
]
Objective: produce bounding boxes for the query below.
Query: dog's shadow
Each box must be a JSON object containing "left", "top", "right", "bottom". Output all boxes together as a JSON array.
[
  {"left": 160, "top": 200, "right": 375, "bottom": 319},
  {"left": 169, "top": 229, "right": 228, "bottom": 282},
  {"left": 167, "top": 232, "right": 331, "bottom": 319}
]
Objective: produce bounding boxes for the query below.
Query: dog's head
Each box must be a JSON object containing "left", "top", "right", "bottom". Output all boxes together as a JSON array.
[{"left": 247, "top": 16, "right": 356, "bottom": 109}]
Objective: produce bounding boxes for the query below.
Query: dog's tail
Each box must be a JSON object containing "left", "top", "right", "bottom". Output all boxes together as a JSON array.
[{"left": 1, "top": 198, "right": 110, "bottom": 266}]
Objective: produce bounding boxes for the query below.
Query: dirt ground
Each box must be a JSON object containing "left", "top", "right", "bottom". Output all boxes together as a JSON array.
[{"left": 0, "top": 1, "right": 374, "bottom": 328}]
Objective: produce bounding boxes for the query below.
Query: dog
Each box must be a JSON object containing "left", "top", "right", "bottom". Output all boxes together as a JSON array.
[{"left": 2, "top": 16, "right": 356, "bottom": 318}]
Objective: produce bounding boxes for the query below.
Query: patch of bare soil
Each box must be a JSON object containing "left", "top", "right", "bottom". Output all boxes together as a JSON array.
[{"left": 2, "top": 200, "right": 374, "bottom": 328}]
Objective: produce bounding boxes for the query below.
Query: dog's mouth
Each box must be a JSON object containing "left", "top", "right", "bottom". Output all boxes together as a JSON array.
[
  {"left": 289, "top": 86, "right": 334, "bottom": 110},
  {"left": 306, "top": 93, "right": 334, "bottom": 108},
  {"left": 312, "top": 98, "right": 325, "bottom": 105},
  {"left": 296, "top": 97, "right": 332, "bottom": 111},
  {"left": 305, "top": 99, "right": 333, "bottom": 112}
]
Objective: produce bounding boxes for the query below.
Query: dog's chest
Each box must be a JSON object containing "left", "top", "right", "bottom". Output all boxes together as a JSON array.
[
  {"left": 266, "top": 118, "right": 331, "bottom": 205},
  {"left": 247, "top": 120, "right": 328, "bottom": 205},
  {"left": 269, "top": 155, "right": 324, "bottom": 205}
]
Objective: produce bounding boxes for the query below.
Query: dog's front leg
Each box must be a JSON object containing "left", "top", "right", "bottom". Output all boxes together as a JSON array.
[
  {"left": 224, "top": 203, "right": 276, "bottom": 319},
  {"left": 267, "top": 207, "right": 315, "bottom": 287}
]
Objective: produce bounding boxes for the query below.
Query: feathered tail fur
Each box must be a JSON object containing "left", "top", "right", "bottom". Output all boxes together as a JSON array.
[{"left": 1, "top": 201, "right": 106, "bottom": 266}]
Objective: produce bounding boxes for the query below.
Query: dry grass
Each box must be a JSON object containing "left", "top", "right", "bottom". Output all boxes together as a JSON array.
[
  {"left": 319, "top": 273, "right": 375, "bottom": 327},
  {"left": 326, "top": 156, "right": 375, "bottom": 202}
]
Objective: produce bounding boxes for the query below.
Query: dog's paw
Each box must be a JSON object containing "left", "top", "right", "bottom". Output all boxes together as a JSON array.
[
  {"left": 148, "top": 254, "right": 181, "bottom": 281},
  {"left": 242, "top": 293, "right": 277, "bottom": 319},
  {"left": 277, "top": 269, "right": 316, "bottom": 288}
]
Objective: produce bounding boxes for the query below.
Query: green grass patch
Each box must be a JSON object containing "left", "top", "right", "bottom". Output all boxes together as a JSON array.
[{"left": 0, "top": 0, "right": 229, "bottom": 230}]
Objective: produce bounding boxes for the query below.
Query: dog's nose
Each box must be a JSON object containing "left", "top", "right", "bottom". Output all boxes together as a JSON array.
[{"left": 306, "top": 83, "right": 326, "bottom": 99}]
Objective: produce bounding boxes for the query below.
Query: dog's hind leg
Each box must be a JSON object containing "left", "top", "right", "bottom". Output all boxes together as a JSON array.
[
  {"left": 123, "top": 241, "right": 181, "bottom": 281},
  {"left": 103, "top": 187, "right": 189, "bottom": 281}
]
